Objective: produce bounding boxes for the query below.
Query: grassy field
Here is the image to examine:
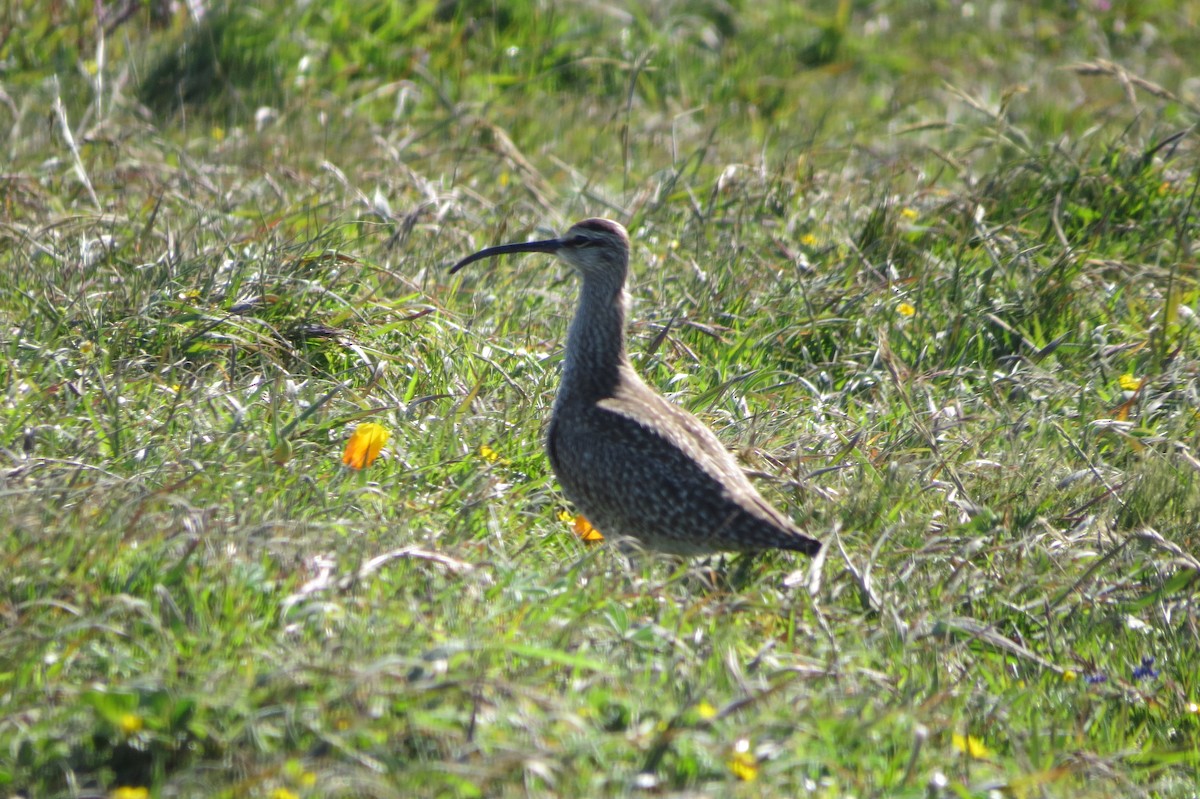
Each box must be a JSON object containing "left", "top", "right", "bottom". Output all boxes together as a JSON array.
[{"left": 3, "top": 1, "right": 1199, "bottom": 796}]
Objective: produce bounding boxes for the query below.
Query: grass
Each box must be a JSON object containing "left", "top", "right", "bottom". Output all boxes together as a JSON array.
[{"left": 2, "top": 0, "right": 1199, "bottom": 796}]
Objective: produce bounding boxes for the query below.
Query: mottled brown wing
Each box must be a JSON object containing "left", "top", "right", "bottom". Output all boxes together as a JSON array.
[{"left": 547, "top": 389, "right": 819, "bottom": 554}]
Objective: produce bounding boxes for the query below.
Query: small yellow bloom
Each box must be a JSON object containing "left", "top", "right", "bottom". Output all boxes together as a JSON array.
[
  {"left": 728, "top": 739, "right": 758, "bottom": 781},
  {"left": 298, "top": 771, "right": 317, "bottom": 787},
  {"left": 952, "top": 733, "right": 991, "bottom": 759},
  {"left": 695, "top": 701, "right": 718, "bottom": 720},
  {"left": 119, "top": 713, "right": 144, "bottom": 735},
  {"left": 900, "top": 206, "right": 920, "bottom": 220},
  {"left": 1159, "top": 181, "right": 1171, "bottom": 195},
  {"left": 1118, "top": 374, "right": 1142, "bottom": 392},
  {"left": 342, "top": 422, "right": 389, "bottom": 469},
  {"left": 897, "top": 302, "right": 916, "bottom": 317},
  {"left": 211, "top": 126, "right": 225, "bottom": 142},
  {"left": 799, "top": 233, "right": 819, "bottom": 247},
  {"left": 558, "top": 510, "right": 574, "bottom": 523},
  {"left": 79, "top": 340, "right": 95, "bottom": 356},
  {"left": 573, "top": 514, "right": 604, "bottom": 543},
  {"left": 110, "top": 788, "right": 149, "bottom": 799},
  {"left": 270, "top": 790, "right": 299, "bottom": 799},
  {"left": 479, "top": 444, "right": 504, "bottom": 463},
  {"left": 1062, "top": 670, "right": 1077, "bottom": 682}
]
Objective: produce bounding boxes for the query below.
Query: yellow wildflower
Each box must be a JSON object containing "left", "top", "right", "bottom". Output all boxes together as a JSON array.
[
  {"left": 1118, "top": 374, "right": 1142, "bottom": 392},
  {"left": 270, "top": 790, "right": 298, "bottom": 799},
  {"left": 119, "top": 713, "right": 144, "bottom": 735},
  {"left": 573, "top": 514, "right": 604, "bottom": 543},
  {"left": 727, "top": 739, "right": 758, "bottom": 781},
  {"left": 695, "top": 701, "right": 718, "bottom": 720},
  {"left": 897, "top": 302, "right": 916, "bottom": 317},
  {"left": 952, "top": 733, "right": 991, "bottom": 759},
  {"left": 900, "top": 207, "right": 920, "bottom": 220},
  {"left": 1062, "top": 670, "right": 1077, "bottom": 682},
  {"left": 478, "top": 444, "right": 511, "bottom": 465},
  {"left": 342, "top": 422, "right": 390, "bottom": 469},
  {"left": 799, "top": 232, "right": 819, "bottom": 247},
  {"left": 110, "top": 789, "right": 149, "bottom": 799}
]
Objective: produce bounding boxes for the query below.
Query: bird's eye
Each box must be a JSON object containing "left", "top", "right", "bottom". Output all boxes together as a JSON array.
[{"left": 571, "top": 235, "right": 596, "bottom": 248}]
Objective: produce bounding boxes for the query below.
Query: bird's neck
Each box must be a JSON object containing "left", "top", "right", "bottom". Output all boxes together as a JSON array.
[{"left": 558, "top": 275, "right": 630, "bottom": 403}]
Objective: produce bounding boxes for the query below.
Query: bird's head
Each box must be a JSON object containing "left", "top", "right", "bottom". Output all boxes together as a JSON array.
[{"left": 450, "top": 218, "right": 630, "bottom": 283}]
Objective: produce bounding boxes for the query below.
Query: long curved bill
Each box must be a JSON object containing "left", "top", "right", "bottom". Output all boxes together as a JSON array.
[{"left": 449, "top": 237, "right": 565, "bottom": 274}]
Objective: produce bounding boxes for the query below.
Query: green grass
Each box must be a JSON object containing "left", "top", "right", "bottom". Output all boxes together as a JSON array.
[{"left": 2, "top": 1, "right": 1199, "bottom": 796}]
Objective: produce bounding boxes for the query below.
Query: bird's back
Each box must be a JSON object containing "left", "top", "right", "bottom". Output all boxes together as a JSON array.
[{"left": 547, "top": 367, "right": 820, "bottom": 555}]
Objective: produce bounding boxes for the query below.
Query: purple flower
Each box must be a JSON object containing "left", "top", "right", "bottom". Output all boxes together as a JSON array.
[
  {"left": 1085, "top": 672, "right": 1107, "bottom": 684},
  {"left": 1132, "top": 657, "right": 1159, "bottom": 681}
]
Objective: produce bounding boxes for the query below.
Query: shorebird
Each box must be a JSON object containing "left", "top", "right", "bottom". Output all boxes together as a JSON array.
[{"left": 450, "top": 218, "right": 821, "bottom": 556}]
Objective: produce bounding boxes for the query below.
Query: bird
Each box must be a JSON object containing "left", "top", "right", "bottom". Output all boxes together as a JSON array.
[{"left": 450, "top": 218, "right": 821, "bottom": 556}]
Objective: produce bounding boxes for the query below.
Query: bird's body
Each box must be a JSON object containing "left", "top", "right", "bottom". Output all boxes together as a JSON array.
[{"left": 451, "top": 218, "right": 820, "bottom": 556}]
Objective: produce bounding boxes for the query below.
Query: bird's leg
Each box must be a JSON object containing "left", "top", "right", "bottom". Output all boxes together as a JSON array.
[
  {"left": 680, "top": 555, "right": 728, "bottom": 593},
  {"left": 728, "top": 553, "right": 760, "bottom": 591}
]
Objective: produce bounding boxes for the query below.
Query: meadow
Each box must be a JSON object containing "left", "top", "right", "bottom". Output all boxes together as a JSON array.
[{"left": 2, "top": 1, "right": 1199, "bottom": 796}]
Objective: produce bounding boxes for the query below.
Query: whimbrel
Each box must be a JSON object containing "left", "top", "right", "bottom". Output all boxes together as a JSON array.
[{"left": 450, "top": 218, "right": 821, "bottom": 556}]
